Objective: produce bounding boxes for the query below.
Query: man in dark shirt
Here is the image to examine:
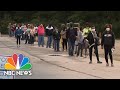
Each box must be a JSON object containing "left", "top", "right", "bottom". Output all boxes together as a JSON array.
[
  {"left": 66, "top": 22, "right": 77, "bottom": 56},
  {"left": 87, "top": 26, "right": 102, "bottom": 64},
  {"left": 46, "top": 24, "right": 54, "bottom": 48},
  {"left": 53, "top": 27, "right": 61, "bottom": 52}
]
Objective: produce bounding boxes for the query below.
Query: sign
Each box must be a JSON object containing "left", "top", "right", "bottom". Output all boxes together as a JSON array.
[
  {"left": 0, "top": 55, "right": 15, "bottom": 79},
  {"left": 0, "top": 53, "right": 32, "bottom": 79},
  {"left": 0, "top": 71, "right": 15, "bottom": 79}
]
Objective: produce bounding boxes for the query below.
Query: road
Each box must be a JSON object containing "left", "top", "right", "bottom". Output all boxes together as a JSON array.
[{"left": 0, "top": 36, "right": 120, "bottom": 79}]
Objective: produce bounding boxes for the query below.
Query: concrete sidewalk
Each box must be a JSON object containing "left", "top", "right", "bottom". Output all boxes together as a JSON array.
[{"left": 1, "top": 36, "right": 120, "bottom": 79}]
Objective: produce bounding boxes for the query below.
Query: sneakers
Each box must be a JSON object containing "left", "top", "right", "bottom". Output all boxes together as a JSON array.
[
  {"left": 106, "top": 63, "right": 114, "bottom": 67},
  {"left": 111, "top": 64, "right": 114, "bottom": 67},
  {"left": 89, "top": 61, "right": 92, "bottom": 64},
  {"left": 106, "top": 63, "right": 109, "bottom": 66},
  {"left": 76, "top": 55, "right": 79, "bottom": 57},
  {"left": 17, "top": 45, "right": 20, "bottom": 47},
  {"left": 97, "top": 61, "right": 102, "bottom": 64},
  {"left": 80, "top": 55, "right": 83, "bottom": 57}
]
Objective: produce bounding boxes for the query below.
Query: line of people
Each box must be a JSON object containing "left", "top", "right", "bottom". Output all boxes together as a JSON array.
[
  {"left": 8, "top": 22, "right": 115, "bottom": 67},
  {"left": 66, "top": 22, "right": 115, "bottom": 67}
]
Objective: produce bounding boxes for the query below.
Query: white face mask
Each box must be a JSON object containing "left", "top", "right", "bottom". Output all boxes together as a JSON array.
[
  {"left": 92, "top": 29, "right": 95, "bottom": 32},
  {"left": 106, "top": 28, "right": 110, "bottom": 31}
]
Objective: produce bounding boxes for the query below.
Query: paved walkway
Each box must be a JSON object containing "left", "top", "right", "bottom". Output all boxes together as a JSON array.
[{"left": 0, "top": 36, "right": 120, "bottom": 79}]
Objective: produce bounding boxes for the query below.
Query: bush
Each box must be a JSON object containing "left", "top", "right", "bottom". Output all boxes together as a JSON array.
[
  {"left": 30, "top": 19, "right": 40, "bottom": 26},
  {"left": 0, "top": 20, "right": 12, "bottom": 34},
  {"left": 112, "top": 21, "right": 120, "bottom": 39}
]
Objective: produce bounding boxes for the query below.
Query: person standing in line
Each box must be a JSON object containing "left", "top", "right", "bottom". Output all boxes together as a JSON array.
[
  {"left": 23, "top": 24, "right": 27, "bottom": 40},
  {"left": 25, "top": 24, "right": 30, "bottom": 44},
  {"left": 60, "top": 25, "right": 67, "bottom": 51},
  {"left": 82, "top": 22, "right": 91, "bottom": 58},
  {"left": 101, "top": 24, "right": 115, "bottom": 67},
  {"left": 46, "top": 24, "right": 54, "bottom": 48},
  {"left": 15, "top": 26, "right": 22, "bottom": 47},
  {"left": 21, "top": 24, "right": 25, "bottom": 40},
  {"left": 87, "top": 26, "right": 102, "bottom": 64},
  {"left": 77, "top": 27, "right": 84, "bottom": 57},
  {"left": 37, "top": 24, "right": 45, "bottom": 47},
  {"left": 53, "top": 27, "right": 61, "bottom": 52},
  {"left": 30, "top": 25, "right": 35, "bottom": 45},
  {"left": 52, "top": 27, "right": 55, "bottom": 49},
  {"left": 34, "top": 25, "right": 38, "bottom": 42},
  {"left": 74, "top": 27, "right": 80, "bottom": 54},
  {"left": 66, "top": 22, "right": 77, "bottom": 56}
]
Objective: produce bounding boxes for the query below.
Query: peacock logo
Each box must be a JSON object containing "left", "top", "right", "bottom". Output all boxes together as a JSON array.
[{"left": 4, "top": 54, "right": 32, "bottom": 70}]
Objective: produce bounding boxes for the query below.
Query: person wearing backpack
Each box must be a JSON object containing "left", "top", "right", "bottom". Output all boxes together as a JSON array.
[
  {"left": 15, "top": 26, "right": 22, "bottom": 47},
  {"left": 87, "top": 26, "right": 102, "bottom": 64}
]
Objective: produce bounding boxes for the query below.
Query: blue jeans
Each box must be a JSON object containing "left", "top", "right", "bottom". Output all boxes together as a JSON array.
[
  {"left": 54, "top": 40, "right": 60, "bottom": 51},
  {"left": 68, "top": 39, "right": 75, "bottom": 56},
  {"left": 46, "top": 36, "right": 52, "bottom": 48},
  {"left": 38, "top": 35, "right": 44, "bottom": 47}
]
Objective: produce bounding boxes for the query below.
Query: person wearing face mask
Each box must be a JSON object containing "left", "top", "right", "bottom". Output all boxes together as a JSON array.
[
  {"left": 101, "top": 24, "right": 115, "bottom": 67},
  {"left": 87, "top": 26, "right": 102, "bottom": 64},
  {"left": 15, "top": 26, "right": 22, "bottom": 47}
]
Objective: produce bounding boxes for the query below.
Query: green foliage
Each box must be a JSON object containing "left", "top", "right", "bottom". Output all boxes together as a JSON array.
[
  {"left": 30, "top": 19, "right": 40, "bottom": 26},
  {"left": 0, "top": 11, "right": 120, "bottom": 38},
  {"left": 0, "top": 20, "right": 9, "bottom": 34}
]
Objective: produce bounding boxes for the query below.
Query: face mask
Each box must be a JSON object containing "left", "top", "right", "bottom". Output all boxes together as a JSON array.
[
  {"left": 16, "top": 27, "right": 18, "bottom": 29},
  {"left": 92, "top": 29, "right": 95, "bottom": 32},
  {"left": 106, "top": 28, "right": 110, "bottom": 31}
]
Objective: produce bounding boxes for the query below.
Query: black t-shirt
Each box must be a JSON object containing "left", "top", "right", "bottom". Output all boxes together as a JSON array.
[
  {"left": 67, "top": 28, "right": 77, "bottom": 42},
  {"left": 101, "top": 31, "right": 115, "bottom": 47}
]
